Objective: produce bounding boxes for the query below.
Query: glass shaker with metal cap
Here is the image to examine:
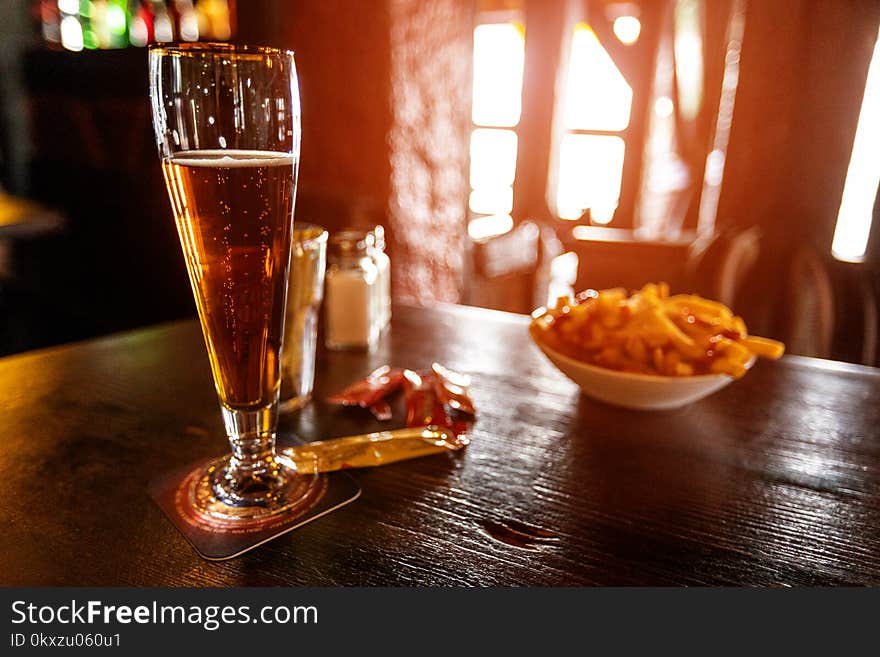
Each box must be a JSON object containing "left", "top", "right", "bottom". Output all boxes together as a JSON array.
[{"left": 324, "top": 230, "right": 379, "bottom": 350}]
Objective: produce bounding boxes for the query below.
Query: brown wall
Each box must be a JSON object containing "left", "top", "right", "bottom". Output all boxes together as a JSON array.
[
  {"left": 718, "top": 0, "right": 880, "bottom": 248},
  {"left": 388, "top": 0, "right": 472, "bottom": 303},
  {"left": 239, "top": 0, "right": 472, "bottom": 304},
  {"left": 712, "top": 0, "right": 880, "bottom": 360},
  {"left": 238, "top": 0, "right": 394, "bottom": 229}
]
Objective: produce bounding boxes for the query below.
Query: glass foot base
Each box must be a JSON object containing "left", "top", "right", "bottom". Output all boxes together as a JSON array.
[{"left": 189, "top": 453, "right": 325, "bottom": 524}]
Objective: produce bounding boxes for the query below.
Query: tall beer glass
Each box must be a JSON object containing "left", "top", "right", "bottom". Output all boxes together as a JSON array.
[{"left": 149, "top": 43, "right": 303, "bottom": 520}]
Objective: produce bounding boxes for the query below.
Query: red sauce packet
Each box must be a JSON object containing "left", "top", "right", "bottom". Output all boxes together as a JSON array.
[
  {"left": 403, "top": 369, "right": 470, "bottom": 437},
  {"left": 326, "top": 366, "right": 406, "bottom": 418},
  {"left": 329, "top": 364, "right": 475, "bottom": 433},
  {"left": 431, "top": 362, "right": 476, "bottom": 418},
  {"left": 368, "top": 401, "right": 393, "bottom": 422},
  {"left": 402, "top": 370, "right": 450, "bottom": 428}
]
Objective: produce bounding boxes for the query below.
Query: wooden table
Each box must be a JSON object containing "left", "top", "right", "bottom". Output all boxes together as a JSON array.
[{"left": 1, "top": 304, "right": 878, "bottom": 586}]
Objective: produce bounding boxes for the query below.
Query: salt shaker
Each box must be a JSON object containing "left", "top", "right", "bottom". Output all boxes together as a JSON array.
[
  {"left": 324, "top": 230, "right": 379, "bottom": 350},
  {"left": 370, "top": 225, "right": 392, "bottom": 331}
]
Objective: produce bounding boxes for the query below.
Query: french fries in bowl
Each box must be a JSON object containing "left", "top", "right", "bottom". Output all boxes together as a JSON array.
[{"left": 530, "top": 283, "right": 785, "bottom": 410}]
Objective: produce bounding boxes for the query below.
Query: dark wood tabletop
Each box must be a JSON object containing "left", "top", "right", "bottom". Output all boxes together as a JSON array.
[{"left": 1, "top": 304, "right": 879, "bottom": 586}]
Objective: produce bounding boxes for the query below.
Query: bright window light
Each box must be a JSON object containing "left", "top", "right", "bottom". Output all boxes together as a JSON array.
[
  {"left": 469, "top": 186, "right": 513, "bottom": 216},
  {"left": 468, "top": 214, "right": 514, "bottom": 242},
  {"left": 472, "top": 23, "right": 525, "bottom": 128},
  {"left": 832, "top": 28, "right": 880, "bottom": 263},
  {"left": 613, "top": 16, "right": 641, "bottom": 45},
  {"left": 470, "top": 129, "right": 518, "bottom": 189},
  {"left": 556, "top": 134, "right": 625, "bottom": 222},
  {"left": 564, "top": 24, "right": 632, "bottom": 131},
  {"left": 547, "top": 251, "right": 579, "bottom": 306},
  {"left": 550, "top": 251, "right": 579, "bottom": 285},
  {"left": 674, "top": 0, "right": 704, "bottom": 120},
  {"left": 470, "top": 21, "right": 523, "bottom": 219},
  {"left": 654, "top": 96, "right": 674, "bottom": 118}
]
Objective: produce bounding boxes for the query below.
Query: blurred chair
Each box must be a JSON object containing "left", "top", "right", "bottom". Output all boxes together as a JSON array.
[
  {"left": 685, "top": 227, "right": 837, "bottom": 360},
  {"left": 828, "top": 263, "right": 879, "bottom": 367},
  {"left": 465, "top": 220, "right": 564, "bottom": 314},
  {"left": 783, "top": 246, "right": 835, "bottom": 359},
  {"left": 685, "top": 225, "right": 762, "bottom": 307},
  {"left": 860, "top": 273, "right": 879, "bottom": 366}
]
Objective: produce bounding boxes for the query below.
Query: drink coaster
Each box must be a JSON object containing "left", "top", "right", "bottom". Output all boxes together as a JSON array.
[{"left": 149, "top": 458, "right": 360, "bottom": 561}]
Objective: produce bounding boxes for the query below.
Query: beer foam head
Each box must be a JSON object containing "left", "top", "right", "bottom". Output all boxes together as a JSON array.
[{"left": 171, "top": 149, "right": 294, "bottom": 167}]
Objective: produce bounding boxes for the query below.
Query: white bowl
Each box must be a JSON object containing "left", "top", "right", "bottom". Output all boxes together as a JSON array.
[{"left": 529, "top": 320, "right": 753, "bottom": 411}]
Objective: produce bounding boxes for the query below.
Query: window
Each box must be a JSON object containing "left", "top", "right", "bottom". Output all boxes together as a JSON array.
[
  {"left": 468, "top": 1, "right": 744, "bottom": 241},
  {"left": 831, "top": 26, "right": 880, "bottom": 264},
  {"left": 555, "top": 23, "right": 632, "bottom": 224},
  {"left": 468, "top": 17, "right": 525, "bottom": 241}
]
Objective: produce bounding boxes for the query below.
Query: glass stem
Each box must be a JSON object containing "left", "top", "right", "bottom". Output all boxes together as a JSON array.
[{"left": 221, "top": 403, "right": 279, "bottom": 479}]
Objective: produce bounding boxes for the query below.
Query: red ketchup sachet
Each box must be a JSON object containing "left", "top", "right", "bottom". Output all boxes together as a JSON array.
[
  {"left": 431, "top": 362, "right": 476, "bottom": 418},
  {"left": 328, "top": 363, "right": 476, "bottom": 438},
  {"left": 403, "top": 368, "right": 473, "bottom": 439},
  {"left": 326, "top": 365, "right": 406, "bottom": 421}
]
